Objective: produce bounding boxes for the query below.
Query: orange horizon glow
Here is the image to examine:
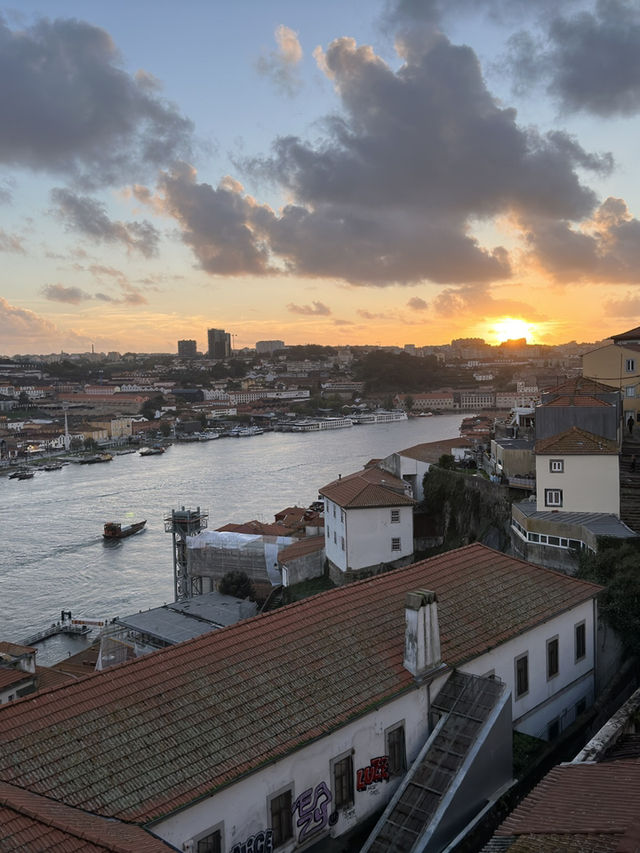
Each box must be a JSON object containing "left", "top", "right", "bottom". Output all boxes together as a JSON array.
[{"left": 487, "top": 317, "right": 539, "bottom": 345}]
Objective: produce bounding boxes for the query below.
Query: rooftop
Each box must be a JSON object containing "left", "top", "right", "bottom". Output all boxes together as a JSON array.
[
  {"left": 514, "top": 501, "right": 638, "bottom": 539},
  {"left": 319, "top": 466, "right": 415, "bottom": 508},
  {"left": 0, "top": 544, "right": 602, "bottom": 826},
  {"left": 535, "top": 426, "right": 619, "bottom": 456}
]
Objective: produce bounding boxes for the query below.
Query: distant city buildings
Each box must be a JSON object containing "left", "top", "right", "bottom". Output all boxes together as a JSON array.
[
  {"left": 207, "top": 328, "right": 231, "bottom": 359},
  {"left": 255, "top": 339, "right": 284, "bottom": 354},
  {"left": 177, "top": 339, "right": 197, "bottom": 358}
]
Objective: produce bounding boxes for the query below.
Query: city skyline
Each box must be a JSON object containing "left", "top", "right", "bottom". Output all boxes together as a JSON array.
[{"left": 2, "top": 1, "right": 640, "bottom": 353}]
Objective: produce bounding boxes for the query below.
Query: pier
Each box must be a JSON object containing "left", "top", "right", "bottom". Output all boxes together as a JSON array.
[{"left": 20, "top": 611, "right": 97, "bottom": 646}]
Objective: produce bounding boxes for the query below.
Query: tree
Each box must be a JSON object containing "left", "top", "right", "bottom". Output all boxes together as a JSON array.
[
  {"left": 438, "top": 454, "right": 456, "bottom": 470},
  {"left": 219, "top": 571, "right": 255, "bottom": 601},
  {"left": 404, "top": 395, "right": 414, "bottom": 413},
  {"left": 84, "top": 437, "right": 98, "bottom": 452}
]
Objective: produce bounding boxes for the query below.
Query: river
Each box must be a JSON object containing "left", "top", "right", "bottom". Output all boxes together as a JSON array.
[{"left": 0, "top": 415, "right": 463, "bottom": 663}]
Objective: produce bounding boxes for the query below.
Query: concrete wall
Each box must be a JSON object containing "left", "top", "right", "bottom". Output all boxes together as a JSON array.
[
  {"left": 282, "top": 548, "right": 325, "bottom": 586},
  {"left": 536, "top": 453, "right": 620, "bottom": 515}
]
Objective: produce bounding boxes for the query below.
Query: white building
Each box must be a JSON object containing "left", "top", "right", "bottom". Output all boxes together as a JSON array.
[
  {"left": 319, "top": 467, "right": 415, "bottom": 580},
  {"left": 0, "top": 545, "right": 607, "bottom": 853}
]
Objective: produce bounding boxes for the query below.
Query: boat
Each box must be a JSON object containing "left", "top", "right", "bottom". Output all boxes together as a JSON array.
[
  {"left": 8, "top": 469, "right": 30, "bottom": 479},
  {"left": 229, "top": 426, "right": 264, "bottom": 437},
  {"left": 79, "top": 453, "right": 113, "bottom": 464},
  {"left": 43, "top": 463, "right": 64, "bottom": 471},
  {"left": 139, "top": 446, "right": 165, "bottom": 456},
  {"left": 15, "top": 471, "right": 35, "bottom": 480},
  {"left": 349, "top": 410, "right": 408, "bottom": 425},
  {"left": 103, "top": 520, "right": 147, "bottom": 539},
  {"left": 290, "top": 417, "right": 354, "bottom": 432}
]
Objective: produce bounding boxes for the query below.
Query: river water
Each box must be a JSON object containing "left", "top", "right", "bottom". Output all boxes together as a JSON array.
[{"left": 0, "top": 415, "right": 463, "bottom": 663}]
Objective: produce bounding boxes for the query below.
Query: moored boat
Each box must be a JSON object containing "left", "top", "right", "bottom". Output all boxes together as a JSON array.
[
  {"left": 79, "top": 453, "right": 113, "bottom": 464},
  {"left": 103, "top": 520, "right": 147, "bottom": 539},
  {"left": 139, "top": 445, "right": 165, "bottom": 456}
]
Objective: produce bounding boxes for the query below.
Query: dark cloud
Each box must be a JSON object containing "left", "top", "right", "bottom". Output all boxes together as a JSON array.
[
  {"left": 42, "top": 284, "right": 92, "bottom": 303},
  {"left": 206, "top": 31, "right": 601, "bottom": 286},
  {"left": 523, "top": 197, "right": 640, "bottom": 283},
  {"left": 506, "top": 0, "right": 640, "bottom": 116},
  {"left": 287, "top": 301, "right": 331, "bottom": 316},
  {"left": 407, "top": 296, "right": 428, "bottom": 310},
  {"left": 51, "top": 188, "right": 159, "bottom": 256},
  {"left": 0, "top": 15, "right": 193, "bottom": 186}
]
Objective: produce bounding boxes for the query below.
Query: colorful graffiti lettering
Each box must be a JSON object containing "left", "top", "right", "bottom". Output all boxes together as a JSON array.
[
  {"left": 230, "top": 829, "right": 274, "bottom": 853},
  {"left": 356, "top": 756, "right": 390, "bottom": 792},
  {"left": 292, "top": 781, "right": 336, "bottom": 842}
]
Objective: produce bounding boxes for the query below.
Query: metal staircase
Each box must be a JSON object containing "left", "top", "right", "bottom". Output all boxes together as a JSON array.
[{"left": 361, "top": 672, "right": 506, "bottom": 853}]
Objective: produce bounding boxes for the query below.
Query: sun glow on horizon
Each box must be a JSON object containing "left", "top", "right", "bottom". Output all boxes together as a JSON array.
[{"left": 488, "top": 317, "right": 538, "bottom": 345}]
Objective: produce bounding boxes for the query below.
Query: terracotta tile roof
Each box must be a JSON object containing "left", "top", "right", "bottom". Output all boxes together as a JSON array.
[
  {"left": 540, "top": 394, "right": 611, "bottom": 407},
  {"left": 496, "top": 760, "right": 640, "bottom": 842},
  {"left": 0, "top": 642, "right": 36, "bottom": 657},
  {"left": 35, "top": 665, "right": 77, "bottom": 692},
  {"left": 0, "top": 781, "right": 176, "bottom": 851},
  {"left": 535, "top": 426, "right": 619, "bottom": 456},
  {"left": 216, "top": 520, "right": 293, "bottom": 536},
  {"left": 319, "top": 466, "right": 415, "bottom": 508},
  {"left": 0, "top": 544, "right": 601, "bottom": 825},
  {"left": 547, "top": 377, "right": 618, "bottom": 396},
  {"left": 277, "top": 535, "right": 325, "bottom": 563},
  {"left": 396, "top": 437, "right": 473, "bottom": 463},
  {"left": 0, "top": 668, "right": 33, "bottom": 691}
]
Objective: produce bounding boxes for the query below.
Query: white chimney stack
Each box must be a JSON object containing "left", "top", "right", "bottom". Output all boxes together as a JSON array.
[{"left": 404, "top": 589, "right": 441, "bottom": 677}]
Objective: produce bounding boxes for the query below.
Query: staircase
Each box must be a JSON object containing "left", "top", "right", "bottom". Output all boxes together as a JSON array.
[
  {"left": 361, "top": 672, "right": 507, "bottom": 853},
  {"left": 619, "top": 432, "right": 640, "bottom": 532}
]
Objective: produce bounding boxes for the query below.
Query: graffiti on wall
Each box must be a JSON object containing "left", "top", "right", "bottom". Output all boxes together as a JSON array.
[
  {"left": 356, "top": 756, "right": 389, "bottom": 792},
  {"left": 292, "top": 781, "right": 338, "bottom": 843},
  {"left": 230, "top": 829, "right": 274, "bottom": 853}
]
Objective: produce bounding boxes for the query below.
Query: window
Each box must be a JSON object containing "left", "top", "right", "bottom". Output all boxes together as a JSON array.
[
  {"left": 575, "top": 621, "right": 586, "bottom": 661},
  {"left": 548, "top": 536, "right": 560, "bottom": 546},
  {"left": 333, "top": 531, "right": 337, "bottom": 544},
  {"left": 333, "top": 504, "right": 336, "bottom": 518},
  {"left": 547, "top": 637, "right": 559, "bottom": 679},
  {"left": 386, "top": 723, "right": 407, "bottom": 776},
  {"left": 391, "top": 537, "right": 401, "bottom": 551},
  {"left": 333, "top": 754, "right": 354, "bottom": 809},
  {"left": 340, "top": 510, "right": 345, "bottom": 523},
  {"left": 341, "top": 536, "right": 345, "bottom": 551},
  {"left": 626, "top": 385, "right": 636, "bottom": 397},
  {"left": 544, "top": 488, "right": 563, "bottom": 507},
  {"left": 197, "top": 830, "right": 221, "bottom": 853},
  {"left": 626, "top": 358, "right": 636, "bottom": 373},
  {"left": 549, "top": 459, "right": 564, "bottom": 473},
  {"left": 270, "top": 789, "right": 293, "bottom": 848},
  {"left": 515, "top": 653, "right": 529, "bottom": 698},
  {"left": 391, "top": 509, "right": 400, "bottom": 523}
]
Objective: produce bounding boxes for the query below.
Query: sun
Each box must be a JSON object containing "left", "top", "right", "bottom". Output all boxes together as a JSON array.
[{"left": 489, "top": 317, "right": 537, "bottom": 344}]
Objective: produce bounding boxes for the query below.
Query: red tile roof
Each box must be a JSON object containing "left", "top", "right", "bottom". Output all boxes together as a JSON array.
[
  {"left": 535, "top": 426, "right": 619, "bottom": 456},
  {"left": 0, "top": 544, "right": 602, "bottom": 825},
  {"left": 319, "top": 466, "right": 415, "bottom": 508},
  {"left": 277, "top": 535, "right": 325, "bottom": 563},
  {"left": 0, "top": 668, "right": 33, "bottom": 691},
  {"left": 540, "top": 395, "right": 611, "bottom": 407},
  {"left": 496, "top": 760, "right": 640, "bottom": 841},
  {"left": 0, "top": 781, "right": 176, "bottom": 851},
  {"left": 548, "top": 377, "right": 618, "bottom": 396},
  {"left": 216, "top": 520, "right": 293, "bottom": 536},
  {"left": 396, "top": 437, "right": 473, "bottom": 463},
  {"left": 0, "top": 642, "right": 36, "bottom": 657}
]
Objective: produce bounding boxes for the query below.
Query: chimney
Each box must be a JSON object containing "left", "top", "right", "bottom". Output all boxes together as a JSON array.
[{"left": 404, "top": 589, "right": 441, "bottom": 677}]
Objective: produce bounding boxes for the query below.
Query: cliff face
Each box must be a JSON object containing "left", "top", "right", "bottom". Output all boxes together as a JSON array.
[{"left": 421, "top": 467, "right": 513, "bottom": 552}]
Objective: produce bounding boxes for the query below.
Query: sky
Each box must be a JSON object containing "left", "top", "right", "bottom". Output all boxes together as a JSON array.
[{"left": 2, "top": 0, "right": 640, "bottom": 355}]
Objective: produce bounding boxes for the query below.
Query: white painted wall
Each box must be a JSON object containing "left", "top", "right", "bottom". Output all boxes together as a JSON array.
[
  {"left": 462, "top": 599, "right": 596, "bottom": 739},
  {"left": 536, "top": 453, "right": 620, "bottom": 515},
  {"left": 324, "top": 500, "right": 413, "bottom": 571},
  {"left": 153, "top": 683, "right": 436, "bottom": 852}
]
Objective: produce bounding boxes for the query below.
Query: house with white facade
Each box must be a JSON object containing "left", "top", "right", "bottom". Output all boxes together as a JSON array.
[
  {"left": 379, "top": 437, "right": 473, "bottom": 502},
  {"left": 511, "top": 425, "right": 637, "bottom": 571},
  {"left": 319, "top": 467, "right": 415, "bottom": 581},
  {"left": 0, "top": 545, "right": 606, "bottom": 853}
]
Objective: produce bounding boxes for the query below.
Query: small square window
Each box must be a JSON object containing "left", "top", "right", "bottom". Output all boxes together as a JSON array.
[
  {"left": 515, "top": 653, "right": 528, "bottom": 698},
  {"left": 270, "top": 789, "right": 293, "bottom": 848},
  {"left": 548, "top": 535, "right": 560, "bottom": 546},
  {"left": 626, "top": 385, "right": 636, "bottom": 397},
  {"left": 549, "top": 459, "right": 564, "bottom": 473},
  {"left": 386, "top": 724, "right": 407, "bottom": 776},
  {"left": 575, "top": 621, "right": 586, "bottom": 661},
  {"left": 547, "top": 637, "right": 559, "bottom": 679},
  {"left": 391, "top": 509, "right": 400, "bottom": 523},
  {"left": 529, "top": 532, "right": 539, "bottom": 542},
  {"left": 391, "top": 537, "right": 401, "bottom": 551},
  {"left": 545, "top": 488, "right": 563, "bottom": 507},
  {"left": 197, "top": 830, "right": 221, "bottom": 853},
  {"left": 333, "top": 754, "right": 354, "bottom": 809}
]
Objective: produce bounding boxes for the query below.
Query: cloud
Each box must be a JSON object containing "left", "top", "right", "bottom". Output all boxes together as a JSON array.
[
  {"left": 42, "top": 284, "right": 92, "bottom": 303},
  {"left": 51, "top": 188, "right": 159, "bottom": 256},
  {"left": 255, "top": 25, "right": 303, "bottom": 96},
  {"left": 357, "top": 309, "right": 387, "bottom": 319},
  {"left": 287, "top": 301, "right": 331, "bottom": 316},
  {"left": 0, "top": 296, "right": 65, "bottom": 344},
  {"left": 431, "top": 283, "right": 545, "bottom": 323},
  {"left": 163, "top": 28, "right": 602, "bottom": 287},
  {"left": 407, "top": 296, "right": 428, "bottom": 310},
  {"left": 506, "top": 0, "right": 640, "bottom": 116},
  {"left": 604, "top": 293, "right": 640, "bottom": 317},
  {"left": 0, "top": 229, "right": 24, "bottom": 253},
  {"left": 0, "top": 15, "right": 193, "bottom": 186},
  {"left": 522, "top": 197, "right": 640, "bottom": 283}
]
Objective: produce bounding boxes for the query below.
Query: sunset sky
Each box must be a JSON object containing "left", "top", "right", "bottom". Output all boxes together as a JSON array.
[{"left": 2, "top": 0, "right": 640, "bottom": 354}]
